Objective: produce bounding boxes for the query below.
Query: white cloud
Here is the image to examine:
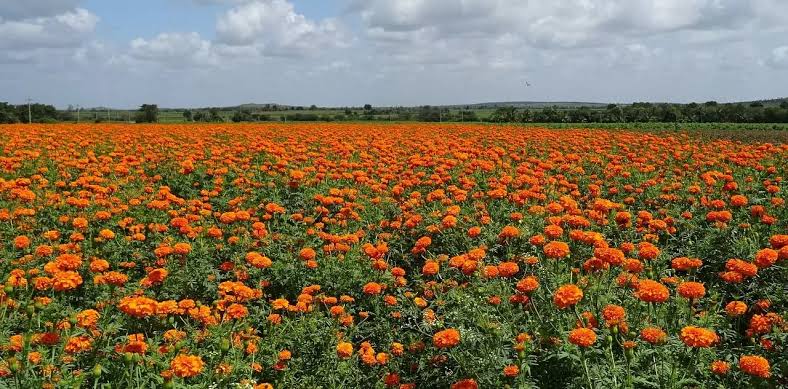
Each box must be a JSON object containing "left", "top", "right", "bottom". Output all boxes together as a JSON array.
[
  {"left": 216, "top": 0, "right": 347, "bottom": 56},
  {"left": 358, "top": 0, "right": 762, "bottom": 49},
  {"left": 766, "top": 46, "right": 788, "bottom": 69},
  {"left": 0, "top": 8, "right": 98, "bottom": 50},
  {"left": 129, "top": 32, "right": 219, "bottom": 67}
]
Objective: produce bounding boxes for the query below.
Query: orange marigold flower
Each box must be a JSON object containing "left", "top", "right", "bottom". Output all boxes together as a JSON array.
[
  {"left": 336, "top": 342, "right": 353, "bottom": 359},
  {"left": 14, "top": 235, "right": 31, "bottom": 249},
  {"left": 516, "top": 276, "right": 540, "bottom": 293},
  {"left": 64, "top": 336, "right": 93, "bottom": 354},
  {"left": 634, "top": 280, "right": 669, "bottom": 303},
  {"left": 118, "top": 296, "right": 158, "bottom": 318},
  {"left": 640, "top": 327, "right": 667, "bottom": 345},
  {"left": 602, "top": 304, "right": 626, "bottom": 327},
  {"left": 553, "top": 284, "right": 583, "bottom": 309},
  {"left": 224, "top": 303, "right": 248, "bottom": 320},
  {"left": 433, "top": 328, "right": 461, "bottom": 349},
  {"left": 637, "top": 242, "right": 660, "bottom": 260},
  {"left": 299, "top": 247, "right": 316, "bottom": 261},
  {"left": 568, "top": 327, "right": 597, "bottom": 347},
  {"left": 170, "top": 354, "right": 204, "bottom": 378},
  {"left": 498, "top": 225, "right": 520, "bottom": 240},
  {"left": 497, "top": 262, "right": 519, "bottom": 277},
  {"left": 543, "top": 241, "right": 570, "bottom": 259},
  {"left": 422, "top": 261, "right": 439, "bottom": 276},
  {"left": 725, "top": 301, "right": 747, "bottom": 316},
  {"left": 246, "top": 252, "right": 272, "bottom": 269},
  {"left": 503, "top": 365, "right": 520, "bottom": 377},
  {"left": 52, "top": 271, "right": 83, "bottom": 292},
  {"left": 754, "top": 248, "right": 778, "bottom": 269},
  {"left": 173, "top": 243, "right": 191, "bottom": 255},
  {"left": 680, "top": 326, "right": 718, "bottom": 348},
  {"left": 671, "top": 257, "right": 702, "bottom": 271},
  {"left": 98, "top": 229, "right": 115, "bottom": 240},
  {"left": 677, "top": 281, "right": 705, "bottom": 300},
  {"left": 362, "top": 282, "right": 384, "bottom": 295},
  {"left": 451, "top": 379, "right": 478, "bottom": 389},
  {"left": 75, "top": 309, "right": 100, "bottom": 328},
  {"left": 725, "top": 259, "right": 757, "bottom": 278},
  {"left": 739, "top": 355, "right": 770, "bottom": 378},
  {"left": 711, "top": 360, "right": 730, "bottom": 375}
]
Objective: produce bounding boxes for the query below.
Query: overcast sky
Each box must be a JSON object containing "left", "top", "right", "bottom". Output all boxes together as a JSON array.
[{"left": 1, "top": 0, "right": 787, "bottom": 108}]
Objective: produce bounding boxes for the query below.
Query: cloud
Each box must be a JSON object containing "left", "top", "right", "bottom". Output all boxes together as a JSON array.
[
  {"left": 216, "top": 0, "right": 347, "bottom": 56},
  {"left": 0, "top": 0, "right": 82, "bottom": 19},
  {"left": 129, "top": 32, "right": 219, "bottom": 67},
  {"left": 0, "top": 8, "right": 98, "bottom": 50},
  {"left": 766, "top": 46, "right": 788, "bottom": 69},
  {"left": 358, "top": 0, "right": 762, "bottom": 49}
]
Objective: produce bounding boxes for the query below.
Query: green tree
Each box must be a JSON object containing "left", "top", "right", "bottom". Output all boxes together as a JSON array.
[
  {"left": 135, "top": 104, "right": 159, "bottom": 123},
  {"left": 0, "top": 102, "right": 20, "bottom": 123},
  {"left": 183, "top": 110, "right": 193, "bottom": 122}
]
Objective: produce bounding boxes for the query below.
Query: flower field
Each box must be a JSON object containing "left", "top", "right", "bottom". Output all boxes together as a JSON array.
[{"left": 0, "top": 123, "right": 786, "bottom": 388}]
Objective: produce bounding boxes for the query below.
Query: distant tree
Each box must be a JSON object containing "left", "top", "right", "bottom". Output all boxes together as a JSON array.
[
  {"left": 780, "top": 101, "right": 788, "bottom": 110},
  {"left": 363, "top": 104, "right": 373, "bottom": 111},
  {"left": 208, "top": 108, "right": 224, "bottom": 122},
  {"left": 460, "top": 110, "right": 478, "bottom": 122},
  {"left": 0, "top": 102, "right": 20, "bottom": 123},
  {"left": 183, "top": 110, "right": 193, "bottom": 122},
  {"left": 135, "top": 104, "right": 159, "bottom": 123},
  {"left": 232, "top": 110, "right": 254, "bottom": 122},
  {"left": 309, "top": 104, "right": 318, "bottom": 110},
  {"left": 489, "top": 107, "right": 518, "bottom": 123}
]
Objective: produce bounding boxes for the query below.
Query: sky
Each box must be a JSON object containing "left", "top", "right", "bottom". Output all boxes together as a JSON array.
[{"left": 1, "top": 0, "right": 787, "bottom": 108}]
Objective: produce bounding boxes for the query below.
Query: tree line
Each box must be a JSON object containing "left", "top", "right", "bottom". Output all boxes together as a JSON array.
[
  {"left": 0, "top": 102, "right": 63, "bottom": 123},
  {"left": 484, "top": 101, "right": 788, "bottom": 124},
  {"left": 2, "top": 100, "right": 788, "bottom": 124}
]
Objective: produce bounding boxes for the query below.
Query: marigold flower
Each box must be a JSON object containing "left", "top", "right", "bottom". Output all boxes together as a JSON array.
[
  {"left": 76, "top": 309, "right": 100, "bottom": 328},
  {"left": 422, "top": 261, "right": 439, "bottom": 276},
  {"left": 299, "top": 248, "right": 316, "bottom": 261},
  {"left": 677, "top": 281, "right": 705, "bottom": 300},
  {"left": 640, "top": 327, "right": 667, "bottom": 345},
  {"left": 498, "top": 225, "right": 520, "bottom": 240},
  {"left": 363, "top": 282, "right": 383, "bottom": 295},
  {"left": 451, "top": 379, "right": 478, "bottom": 389},
  {"left": 680, "top": 326, "right": 718, "bottom": 348},
  {"left": 753, "top": 248, "right": 778, "bottom": 268},
  {"left": 224, "top": 303, "right": 248, "bottom": 320},
  {"left": 553, "top": 284, "right": 583, "bottom": 309},
  {"left": 722, "top": 302, "right": 745, "bottom": 318},
  {"left": 336, "top": 342, "right": 353, "bottom": 359},
  {"left": 52, "top": 271, "right": 83, "bottom": 291},
  {"left": 634, "top": 280, "right": 669, "bottom": 303},
  {"left": 118, "top": 296, "right": 158, "bottom": 318},
  {"left": 516, "top": 276, "right": 539, "bottom": 293},
  {"left": 711, "top": 360, "right": 730, "bottom": 375},
  {"left": 602, "top": 305, "right": 626, "bottom": 327},
  {"left": 503, "top": 365, "right": 519, "bottom": 377},
  {"left": 739, "top": 355, "right": 770, "bottom": 378},
  {"left": 543, "top": 241, "right": 570, "bottom": 259},
  {"left": 433, "top": 328, "right": 461, "bottom": 349},
  {"left": 170, "top": 354, "right": 204, "bottom": 378},
  {"left": 568, "top": 328, "right": 597, "bottom": 347}
]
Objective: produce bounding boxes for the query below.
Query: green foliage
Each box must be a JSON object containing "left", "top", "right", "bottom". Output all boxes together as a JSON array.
[{"left": 135, "top": 104, "right": 159, "bottom": 123}]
